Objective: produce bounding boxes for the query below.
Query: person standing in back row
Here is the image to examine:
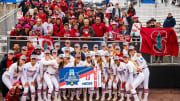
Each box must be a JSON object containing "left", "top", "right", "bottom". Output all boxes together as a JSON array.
[
  {"left": 112, "top": 3, "right": 121, "bottom": 20},
  {"left": 163, "top": 13, "right": 176, "bottom": 28}
]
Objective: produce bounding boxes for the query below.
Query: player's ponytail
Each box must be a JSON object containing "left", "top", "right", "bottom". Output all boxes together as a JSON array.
[
  {"left": 16, "top": 60, "right": 20, "bottom": 73},
  {"left": 74, "top": 60, "right": 77, "bottom": 67},
  {"left": 97, "top": 57, "right": 103, "bottom": 69},
  {"left": 109, "top": 58, "right": 111, "bottom": 68},
  {"left": 59, "top": 60, "right": 64, "bottom": 69}
]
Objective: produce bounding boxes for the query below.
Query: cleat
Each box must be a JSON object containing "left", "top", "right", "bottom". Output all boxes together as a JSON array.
[
  {"left": 119, "top": 98, "right": 124, "bottom": 101},
  {"left": 63, "top": 96, "right": 67, "bottom": 100},
  {"left": 76, "top": 96, "right": 80, "bottom": 100},
  {"left": 70, "top": 96, "right": 74, "bottom": 101},
  {"left": 107, "top": 96, "right": 112, "bottom": 100},
  {"left": 101, "top": 96, "right": 105, "bottom": 101},
  {"left": 95, "top": 97, "right": 100, "bottom": 100}
]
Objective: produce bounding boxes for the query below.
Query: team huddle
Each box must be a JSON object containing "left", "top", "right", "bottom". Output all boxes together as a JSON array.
[{"left": 2, "top": 40, "right": 150, "bottom": 101}]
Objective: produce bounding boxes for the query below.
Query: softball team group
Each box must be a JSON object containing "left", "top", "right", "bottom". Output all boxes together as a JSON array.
[{"left": 2, "top": 41, "right": 149, "bottom": 101}]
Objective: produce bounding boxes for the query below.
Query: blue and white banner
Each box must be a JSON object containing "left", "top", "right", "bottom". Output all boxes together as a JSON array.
[
  {"left": 59, "top": 67, "right": 101, "bottom": 88},
  {"left": 0, "top": 0, "right": 23, "bottom": 3}
]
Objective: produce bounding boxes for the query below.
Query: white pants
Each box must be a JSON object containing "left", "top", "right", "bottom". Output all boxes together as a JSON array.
[
  {"left": 126, "top": 73, "right": 145, "bottom": 93},
  {"left": 2, "top": 72, "right": 16, "bottom": 90},
  {"left": 21, "top": 76, "right": 36, "bottom": 101},
  {"left": 44, "top": 72, "right": 59, "bottom": 97}
]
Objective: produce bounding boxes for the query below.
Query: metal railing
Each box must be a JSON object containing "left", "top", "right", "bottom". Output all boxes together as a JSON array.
[
  {"left": 0, "top": 35, "right": 178, "bottom": 65},
  {"left": 0, "top": 7, "right": 21, "bottom": 35}
]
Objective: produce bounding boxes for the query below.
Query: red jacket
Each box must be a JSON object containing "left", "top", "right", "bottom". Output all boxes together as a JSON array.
[
  {"left": 92, "top": 23, "right": 108, "bottom": 37},
  {"left": 58, "top": 2, "right": 68, "bottom": 12},
  {"left": 10, "top": 29, "right": 20, "bottom": 36},
  {"left": 27, "top": 46, "right": 35, "bottom": 54},
  {"left": 15, "top": 53, "right": 31, "bottom": 63},
  {"left": 115, "top": 52, "right": 124, "bottom": 62},
  {"left": 58, "top": 29, "right": 72, "bottom": 37},
  {"left": 71, "top": 28, "right": 80, "bottom": 37},
  {"left": 37, "top": 13, "right": 47, "bottom": 23},
  {"left": 7, "top": 58, "right": 14, "bottom": 68},
  {"left": 50, "top": 4, "right": 57, "bottom": 11},
  {"left": 53, "top": 23, "right": 64, "bottom": 36}
]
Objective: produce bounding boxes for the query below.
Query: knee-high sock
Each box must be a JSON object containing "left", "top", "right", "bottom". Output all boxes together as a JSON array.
[
  {"left": 102, "top": 88, "right": 106, "bottom": 97},
  {"left": 37, "top": 89, "right": 42, "bottom": 99},
  {"left": 89, "top": 89, "right": 94, "bottom": 98},
  {"left": 144, "top": 89, "right": 149, "bottom": 100},
  {"left": 108, "top": 89, "right": 112, "bottom": 97},
  {"left": 120, "top": 89, "right": 125, "bottom": 98},
  {"left": 126, "top": 91, "right": 131, "bottom": 100},
  {"left": 21, "top": 93, "right": 27, "bottom": 101},
  {"left": 96, "top": 88, "right": 99, "bottom": 98},
  {"left": 132, "top": 90, "right": 139, "bottom": 101},
  {"left": 31, "top": 92, "right": 35, "bottom": 100},
  {"left": 43, "top": 89, "right": 47, "bottom": 99},
  {"left": 138, "top": 88, "right": 143, "bottom": 100}
]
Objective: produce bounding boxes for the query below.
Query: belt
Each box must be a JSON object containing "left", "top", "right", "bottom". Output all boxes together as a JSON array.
[{"left": 46, "top": 72, "right": 55, "bottom": 76}]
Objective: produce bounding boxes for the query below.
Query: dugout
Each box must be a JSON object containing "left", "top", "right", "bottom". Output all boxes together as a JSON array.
[{"left": 149, "top": 64, "right": 180, "bottom": 88}]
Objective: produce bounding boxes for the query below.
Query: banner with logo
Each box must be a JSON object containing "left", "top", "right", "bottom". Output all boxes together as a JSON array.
[
  {"left": 59, "top": 67, "right": 101, "bottom": 88},
  {"left": 38, "top": 36, "right": 54, "bottom": 51},
  {"left": 131, "top": 23, "right": 141, "bottom": 36},
  {"left": 140, "top": 27, "right": 179, "bottom": 56},
  {"left": 115, "top": 34, "right": 132, "bottom": 42}
]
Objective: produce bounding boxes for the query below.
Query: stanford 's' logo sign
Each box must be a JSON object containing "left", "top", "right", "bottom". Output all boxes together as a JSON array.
[{"left": 151, "top": 30, "right": 167, "bottom": 54}]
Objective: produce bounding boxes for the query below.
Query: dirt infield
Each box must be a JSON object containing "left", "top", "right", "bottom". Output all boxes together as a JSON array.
[{"left": 0, "top": 89, "right": 180, "bottom": 101}]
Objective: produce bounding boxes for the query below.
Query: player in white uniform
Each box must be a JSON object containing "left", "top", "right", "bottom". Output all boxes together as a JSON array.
[
  {"left": 129, "top": 46, "right": 150, "bottom": 101},
  {"left": 94, "top": 52, "right": 104, "bottom": 100},
  {"left": 37, "top": 50, "right": 52, "bottom": 101},
  {"left": 122, "top": 42, "right": 129, "bottom": 56},
  {"left": 51, "top": 49, "right": 58, "bottom": 60},
  {"left": 21, "top": 55, "right": 39, "bottom": 101},
  {"left": 101, "top": 52, "right": 112, "bottom": 101},
  {"left": 82, "top": 44, "right": 90, "bottom": 54},
  {"left": 61, "top": 40, "right": 74, "bottom": 53},
  {"left": 60, "top": 54, "right": 74, "bottom": 100},
  {"left": 107, "top": 44, "right": 114, "bottom": 59},
  {"left": 112, "top": 56, "right": 127, "bottom": 101},
  {"left": 33, "top": 45, "right": 44, "bottom": 62},
  {"left": 123, "top": 55, "right": 145, "bottom": 101},
  {"left": 2, "top": 55, "right": 26, "bottom": 90},
  {"left": 61, "top": 47, "right": 75, "bottom": 62},
  {"left": 106, "top": 51, "right": 115, "bottom": 101},
  {"left": 99, "top": 42, "right": 108, "bottom": 61},
  {"left": 44, "top": 54, "right": 63, "bottom": 101},
  {"left": 84, "top": 53, "right": 95, "bottom": 101},
  {"left": 90, "top": 44, "right": 99, "bottom": 59},
  {"left": 70, "top": 54, "right": 85, "bottom": 101}
]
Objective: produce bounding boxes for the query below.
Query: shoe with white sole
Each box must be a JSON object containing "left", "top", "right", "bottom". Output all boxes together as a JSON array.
[
  {"left": 63, "top": 96, "right": 67, "bottom": 100},
  {"left": 119, "top": 98, "right": 124, "bottom": 101},
  {"left": 84, "top": 97, "right": 87, "bottom": 101},
  {"left": 101, "top": 96, "right": 105, "bottom": 101},
  {"left": 96, "top": 96, "right": 100, "bottom": 100},
  {"left": 113, "top": 96, "right": 117, "bottom": 101},
  {"left": 107, "top": 96, "right": 112, "bottom": 100},
  {"left": 89, "top": 97, "right": 93, "bottom": 101},
  {"left": 70, "top": 96, "right": 74, "bottom": 101},
  {"left": 76, "top": 96, "right": 80, "bottom": 100}
]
